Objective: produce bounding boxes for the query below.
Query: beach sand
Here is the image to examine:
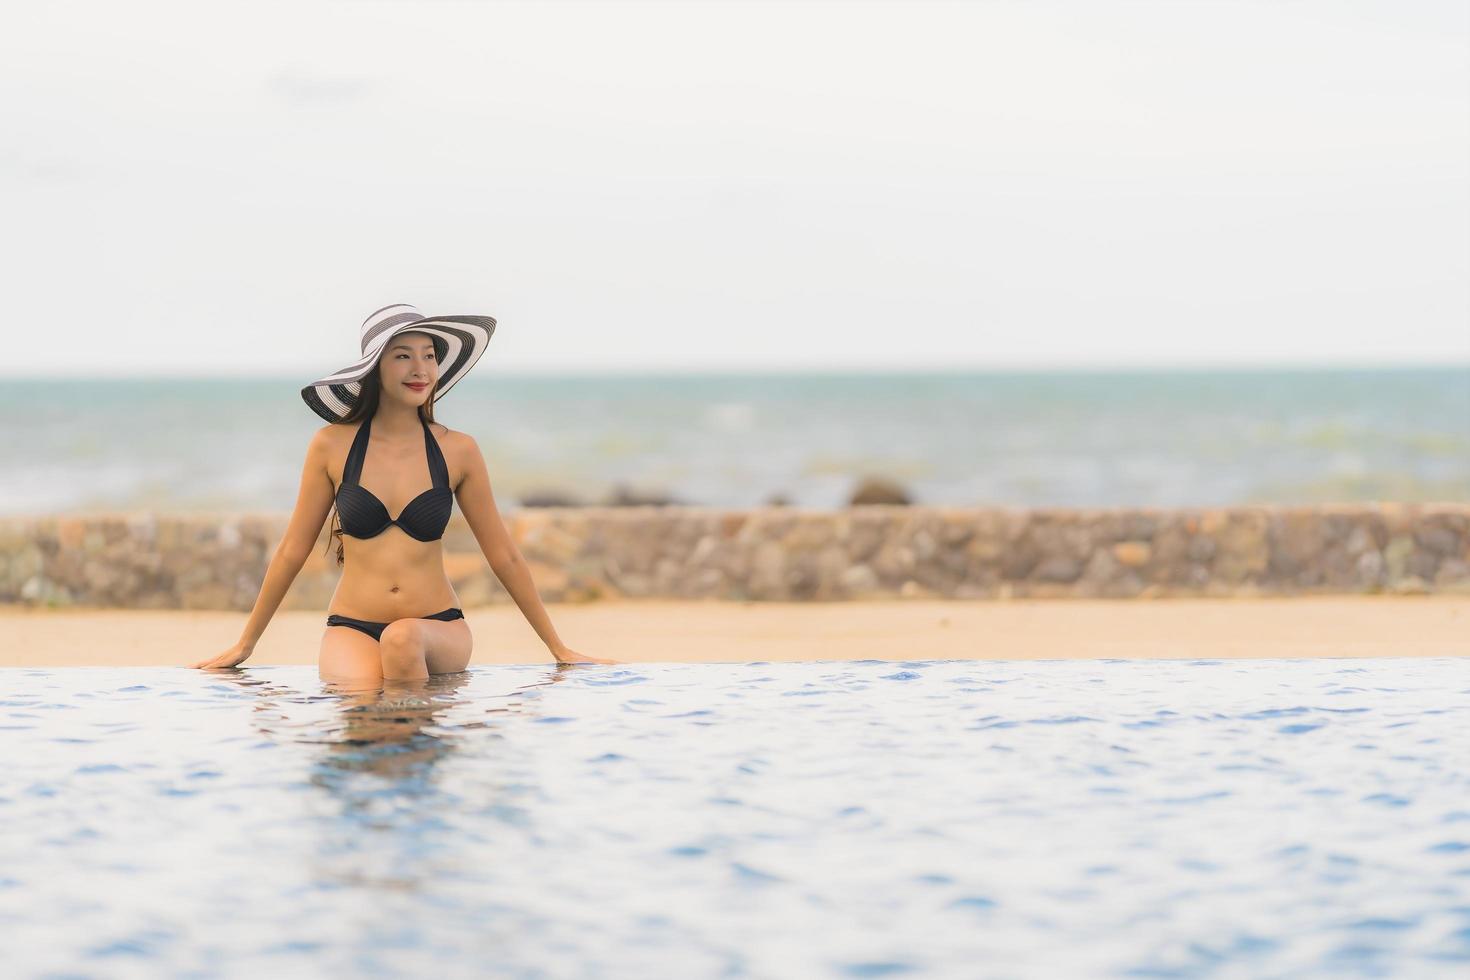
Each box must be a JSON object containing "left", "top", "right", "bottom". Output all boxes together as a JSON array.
[{"left": 1, "top": 595, "right": 1464, "bottom": 668}]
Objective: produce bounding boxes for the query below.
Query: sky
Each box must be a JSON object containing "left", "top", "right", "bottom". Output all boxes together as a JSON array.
[{"left": 1, "top": 0, "right": 1466, "bottom": 376}]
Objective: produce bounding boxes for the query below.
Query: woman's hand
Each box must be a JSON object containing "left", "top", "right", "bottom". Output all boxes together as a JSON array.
[
  {"left": 188, "top": 640, "right": 254, "bottom": 670},
  {"left": 552, "top": 645, "right": 620, "bottom": 665}
]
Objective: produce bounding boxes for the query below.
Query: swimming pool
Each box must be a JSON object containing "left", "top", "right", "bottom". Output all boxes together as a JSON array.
[{"left": 3, "top": 658, "right": 1468, "bottom": 978}]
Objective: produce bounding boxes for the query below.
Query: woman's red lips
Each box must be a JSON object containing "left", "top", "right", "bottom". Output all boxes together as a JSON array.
[{"left": 404, "top": 382, "right": 428, "bottom": 390}]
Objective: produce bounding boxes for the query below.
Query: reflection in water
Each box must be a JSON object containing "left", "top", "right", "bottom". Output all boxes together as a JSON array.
[{"left": 195, "top": 665, "right": 590, "bottom": 893}]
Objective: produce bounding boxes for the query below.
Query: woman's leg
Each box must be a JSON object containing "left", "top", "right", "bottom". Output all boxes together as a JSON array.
[
  {"left": 320, "top": 622, "right": 386, "bottom": 686},
  {"left": 379, "top": 616, "right": 474, "bottom": 680}
]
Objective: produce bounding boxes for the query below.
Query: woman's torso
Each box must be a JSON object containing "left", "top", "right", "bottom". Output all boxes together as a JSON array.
[{"left": 324, "top": 417, "right": 462, "bottom": 622}]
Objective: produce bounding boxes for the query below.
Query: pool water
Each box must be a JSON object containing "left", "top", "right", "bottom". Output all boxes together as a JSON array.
[{"left": 3, "top": 658, "right": 1469, "bottom": 978}]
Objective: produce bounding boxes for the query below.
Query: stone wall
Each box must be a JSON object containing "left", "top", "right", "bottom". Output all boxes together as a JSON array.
[{"left": 1, "top": 504, "right": 1467, "bottom": 610}]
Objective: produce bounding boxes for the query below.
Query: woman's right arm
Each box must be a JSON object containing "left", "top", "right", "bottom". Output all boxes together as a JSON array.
[{"left": 188, "top": 428, "right": 336, "bottom": 669}]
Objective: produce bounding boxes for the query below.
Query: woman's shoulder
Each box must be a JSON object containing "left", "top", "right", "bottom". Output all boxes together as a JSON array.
[
  {"left": 307, "top": 421, "right": 365, "bottom": 461},
  {"left": 311, "top": 422, "right": 345, "bottom": 446},
  {"left": 312, "top": 420, "right": 357, "bottom": 444},
  {"left": 429, "top": 423, "right": 483, "bottom": 464},
  {"left": 429, "top": 422, "right": 476, "bottom": 446}
]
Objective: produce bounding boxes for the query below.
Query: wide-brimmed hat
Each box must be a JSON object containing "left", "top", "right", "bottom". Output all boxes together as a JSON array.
[{"left": 301, "top": 304, "right": 496, "bottom": 423}]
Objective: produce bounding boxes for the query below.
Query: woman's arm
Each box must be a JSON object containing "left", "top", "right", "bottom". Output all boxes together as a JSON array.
[
  {"left": 189, "top": 429, "right": 335, "bottom": 667},
  {"left": 451, "top": 432, "right": 580, "bottom": 662}
]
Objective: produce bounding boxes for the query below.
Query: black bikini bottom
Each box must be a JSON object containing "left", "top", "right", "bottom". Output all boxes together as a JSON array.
[{"left": 325, "top": 607, "right": 464, "bottom": 643}]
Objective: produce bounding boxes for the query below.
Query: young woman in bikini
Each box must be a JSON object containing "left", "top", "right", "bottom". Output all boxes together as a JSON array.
[{"left": 187, "top": 304, "right": 617, "bottom": 682}]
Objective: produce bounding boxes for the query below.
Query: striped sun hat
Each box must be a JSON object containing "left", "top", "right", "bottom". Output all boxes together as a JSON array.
[{"left": 301, "top": 304, "right": 497, "bottom": 423}]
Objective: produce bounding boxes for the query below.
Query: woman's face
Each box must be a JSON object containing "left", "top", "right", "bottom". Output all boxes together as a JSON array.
[{"left": 377, "top": 331, "right": 440, "bottom": 409}]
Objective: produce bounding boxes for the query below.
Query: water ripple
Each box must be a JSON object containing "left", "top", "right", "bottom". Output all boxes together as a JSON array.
[{"left": 1, "top": 657, "right": 1467, "bottom": 977}]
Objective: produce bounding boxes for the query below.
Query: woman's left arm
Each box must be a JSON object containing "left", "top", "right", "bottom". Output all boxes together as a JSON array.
[{"left": 451, "top": 431, "right": 618, "bottom": 665}]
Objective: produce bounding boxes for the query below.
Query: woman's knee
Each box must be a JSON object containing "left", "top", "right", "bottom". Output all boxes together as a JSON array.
[
  {"left": 319, "top": 627, "right": 385, "bottom": 683},
  {"left": 378, "top": 620, "right": 423, "bottom": 659}
]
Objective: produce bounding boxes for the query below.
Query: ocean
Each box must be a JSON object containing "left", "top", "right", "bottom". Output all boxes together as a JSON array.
[
  {"left": 1, "top": 368, "right": 1465, "bottom": 516},
  {"left": 3, "top": 657, "right": 1468, "bottom": 977}
]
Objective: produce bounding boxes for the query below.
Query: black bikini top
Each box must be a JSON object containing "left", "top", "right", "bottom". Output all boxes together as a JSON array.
[{"left": 336, "top": 415, "right": 453, "bottom": 542}]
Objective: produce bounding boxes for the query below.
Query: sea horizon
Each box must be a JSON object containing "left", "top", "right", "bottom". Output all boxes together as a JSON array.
[{"left": 3, "top": 366, "right": 1465, "bottom": 517}]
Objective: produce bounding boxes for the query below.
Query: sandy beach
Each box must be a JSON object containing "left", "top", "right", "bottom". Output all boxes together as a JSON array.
[{"left": 2, "top": 595, "right": 1464, "bottom": 668}]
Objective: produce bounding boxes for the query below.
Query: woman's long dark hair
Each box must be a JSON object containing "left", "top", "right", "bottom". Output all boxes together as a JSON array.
[{"left": 322, "top": 342, "right": 443, "bottom": 567}]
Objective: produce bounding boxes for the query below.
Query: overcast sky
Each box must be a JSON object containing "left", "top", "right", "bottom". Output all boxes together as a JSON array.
[{"left": 2, "top": 0, "right": 1466, "bottom": 376}]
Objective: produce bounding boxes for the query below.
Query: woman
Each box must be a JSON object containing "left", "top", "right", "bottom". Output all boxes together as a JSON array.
[{"left": 188, "top": 304, "right": 617, "bottom": 680}]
